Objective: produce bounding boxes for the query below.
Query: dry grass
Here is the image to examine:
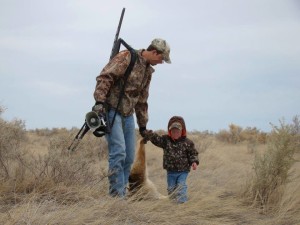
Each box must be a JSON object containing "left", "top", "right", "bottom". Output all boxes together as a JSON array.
[
  {"left": 0, "top": 110, "right": 299, "bottom": 224},
  {"left": 241, "top": 119, "right": 300, "bottom": 216}
]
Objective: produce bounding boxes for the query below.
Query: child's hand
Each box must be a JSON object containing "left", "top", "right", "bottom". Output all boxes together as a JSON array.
[
  {"left": 142, "top": 130, "right": 154, "bottom": 143},
  {"left": 191, "top": 162, "right": 197, "bottom": 170}
]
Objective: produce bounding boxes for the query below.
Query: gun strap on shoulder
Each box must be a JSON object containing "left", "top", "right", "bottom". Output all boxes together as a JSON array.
[{"left": 110, "top": 39, "right": 137, "bottom": 128}]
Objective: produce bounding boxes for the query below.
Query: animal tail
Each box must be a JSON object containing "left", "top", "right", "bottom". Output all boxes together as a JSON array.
[{"left": 128, "top": 139, "right": 147, "bottom": 192}]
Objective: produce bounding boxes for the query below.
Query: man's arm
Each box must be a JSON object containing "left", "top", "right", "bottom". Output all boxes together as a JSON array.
[
  {"left": 94, "top": 51, "right": 130, "bottom": 103},
  {"left": 135, "top": 71, "right": 152, "bottom": 131}
]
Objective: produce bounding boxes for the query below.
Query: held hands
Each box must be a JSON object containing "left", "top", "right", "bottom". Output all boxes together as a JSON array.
[
  {"left": 139, "top": 127, "right": 154, "bottom": 143},
  {"left": 191, "top": 162, "right": 198, "bottom": 170}
]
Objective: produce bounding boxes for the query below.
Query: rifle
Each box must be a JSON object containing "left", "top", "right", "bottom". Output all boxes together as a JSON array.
[
  {"left": 68, "top": 8, "right": 126, "bottom": 152},
  {"left": 110, "top": 8, "right": 125, "bottom": 60}
]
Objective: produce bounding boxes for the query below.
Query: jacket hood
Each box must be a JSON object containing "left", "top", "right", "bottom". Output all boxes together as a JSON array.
[{"left": 167, "top": 116, "right": 187, "bottom": 137}]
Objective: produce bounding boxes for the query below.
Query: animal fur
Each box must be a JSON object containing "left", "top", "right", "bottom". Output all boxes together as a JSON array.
[{"left": 128, "top": 139, "right": 166, "bottom": 200}]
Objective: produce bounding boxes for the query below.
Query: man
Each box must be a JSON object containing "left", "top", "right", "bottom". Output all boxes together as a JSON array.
[{"left": 93, "top": 38, "right": 171, "bottom": 197}]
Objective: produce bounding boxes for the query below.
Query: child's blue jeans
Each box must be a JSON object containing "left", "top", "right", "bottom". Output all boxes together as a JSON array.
[{"left": 167, "top": 171, "right": 189, "bottom": 203}]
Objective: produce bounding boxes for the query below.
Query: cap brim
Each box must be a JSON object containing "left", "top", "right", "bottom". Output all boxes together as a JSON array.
[
  {"left": 164, "top": 56, "right": 171, "bottom": 64},
  {"left": 169, "top": 124, "right": 182, "bottom": 130}
]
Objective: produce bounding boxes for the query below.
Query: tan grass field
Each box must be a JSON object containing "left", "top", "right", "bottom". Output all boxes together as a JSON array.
[{"left": 0, "top": 127, "right": 299, "bottom": 225}]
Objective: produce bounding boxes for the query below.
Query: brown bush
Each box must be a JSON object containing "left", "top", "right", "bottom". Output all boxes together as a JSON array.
[
  {"left": 189, "top": 131, "right": 214, "bottom": 153},
  {"left": 215, "top": 124, "right": 242, "bottom": 144},
  {"left": 243, "top": 118, "right": 300, "bottom": 213},
  {"left": 216, "top": 124, "right": 267, "bottom": 145},
  {"left": 0, "top": 107, "right": 109, "bottom": 204},
  {"left": 0, "top": 109, "right": 27, "bottom": 180}
]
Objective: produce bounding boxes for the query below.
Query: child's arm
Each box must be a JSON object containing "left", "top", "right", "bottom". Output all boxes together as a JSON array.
[
  {"left": 187, "top": 140, "right": 199, "bottom": 168},
  {"left": 143, "top": 131, "right": 166, "bottom": 149}
]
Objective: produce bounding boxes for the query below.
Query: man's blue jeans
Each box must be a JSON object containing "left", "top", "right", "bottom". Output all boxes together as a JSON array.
[
  {"left": 105, "top": 109, "right": 136, "bottom": 197},
  {"left": 167, "top": 171, "right": 189, "bottom": 203}
]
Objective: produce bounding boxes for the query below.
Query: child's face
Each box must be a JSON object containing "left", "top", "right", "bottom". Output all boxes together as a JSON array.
[{"left": 170, "top": 128, "right": 182, "bottom": 140}]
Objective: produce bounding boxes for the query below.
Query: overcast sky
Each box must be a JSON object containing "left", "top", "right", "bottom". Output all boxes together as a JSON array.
[{"left": 1, "top": 0, "right": 299, "bottom": 132}]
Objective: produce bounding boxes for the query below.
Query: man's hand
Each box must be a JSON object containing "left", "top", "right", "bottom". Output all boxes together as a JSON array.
[
  {"left": 139, "top": 127, "right": 153, "bottom": 138},
  {"left": 92, "top": 102, "right": 105, "bottom": 115},
  {"left": 139, "top": 127, "right": 155, "bottom": 143},
  {"left": 139, "top": 127, "right": 147, "bottom": 137}
]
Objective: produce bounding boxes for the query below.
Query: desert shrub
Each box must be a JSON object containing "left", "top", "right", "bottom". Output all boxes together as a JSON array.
[
  {"left": 31, "top": 128, "right": 109, "bottom": 187},
  {"left": 1, "top": 131, "right": 108, "bottom": 204},
  {"left": 215, "top": 129, "right": 230, "bottom": 143},
  {"left": 243, "top": 118, "right": 300, "bottom": 213},
  {"left": 0, "top": 108, "right": 108, "bottom": 204},
  {"left": 0, "top": 108, "right": 27, "bottom": 180},
  {"left": 31, "top": 126, "right": 108, "bottom": 160},
  {"left": 241, "top": 127, "right": 265, "bottom": 153},
  {"left": 291, "top": 115, "right": 300, "bottom": 135},
  {"left": 215, "top": 124, "right": 242, "bottom": 144},
  {"left": 216, "top": 124, "right": 267, "bottom": 145},
  {"left": 67, "top": 128, "right": 108, "bottom": 160},
  {"left": 32, "top": 127, "right": 52, "bottom": 136},
  {"left": 257, "top": 132, "right": 267, "bottom": 144},
  {"left": 241, "top": 127, "right": 267, "bottom": 145},
  {"left": 229, "top": 124, "right": 242, "bottom": 144},
  {"left": 33, "top": 127, "right": 72, "bottom": 137},
  {"left": 189, "top": 131, "right": 214, "bottom": 153},
  {"left": 11, "top": 132, "right": 106, "bottom": 194}
]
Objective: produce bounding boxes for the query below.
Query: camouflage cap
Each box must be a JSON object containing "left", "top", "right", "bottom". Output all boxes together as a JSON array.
[
  {"left": 169, "top": 122, "right": 182, "bottom": 130},
  {"left": 151, "top": 38, "right": 171, "bottom": 64}
]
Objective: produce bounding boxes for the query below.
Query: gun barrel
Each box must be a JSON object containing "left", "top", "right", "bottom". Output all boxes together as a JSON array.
[{"left": 110, "top": 8, "right": 126, "bottom": 60}]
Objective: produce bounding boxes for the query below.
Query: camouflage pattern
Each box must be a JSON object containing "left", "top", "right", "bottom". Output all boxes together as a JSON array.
[
  {"left": 94, "top": 49, "right": 154, "bottom": 128},
  {"left": 151, "top": 38, "right": 171, "bottom": 63},
  {"left": 169, "top": 121, "right": 182, "bottom": 130},
  {"left": 149, "top": 134, "right": 199, "bottom": 172},
  {"left": 148, "top": 116, "right": 199, "bottom": 172}
]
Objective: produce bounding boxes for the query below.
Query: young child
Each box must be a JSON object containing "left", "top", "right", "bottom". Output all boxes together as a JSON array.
[{"left": 143, "top": 116, "right": 199, "bottom": 203}]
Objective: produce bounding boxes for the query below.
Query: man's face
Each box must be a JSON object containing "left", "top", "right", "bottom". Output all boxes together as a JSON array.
[{"left": 148, "top": 50, "right": 164, "bottom": 66}]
